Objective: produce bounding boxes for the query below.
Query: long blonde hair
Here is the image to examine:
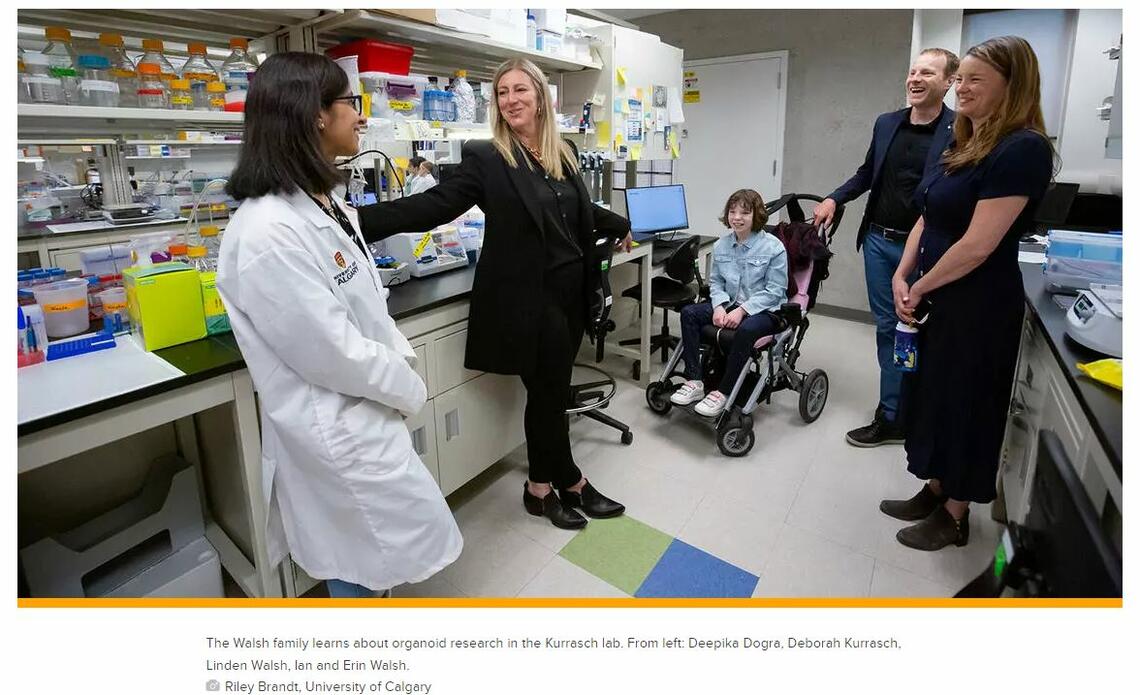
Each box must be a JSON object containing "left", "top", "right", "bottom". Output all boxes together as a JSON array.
[
  {"left": 490, "top": 58, "right": 578, "bottom": 180},
  {"left": 944, "top": 35, "right": 1053, "bottom": 173}
]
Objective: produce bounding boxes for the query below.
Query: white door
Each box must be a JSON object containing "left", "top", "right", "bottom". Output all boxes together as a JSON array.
[{"left": 674, "top": 52, "right": 787, "bottom": 232}]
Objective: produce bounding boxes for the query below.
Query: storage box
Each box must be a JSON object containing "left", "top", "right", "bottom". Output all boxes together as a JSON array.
[
  {"left": 537, "top": 30, "right": 563, "bottom": 56},
  {"left": 200, "top": 270, "right": 231, "bottom": 335},
  {"left": 20, "top": 456, "right": 206, "bottom": 597},
  {"left": 123, "top": 262, "right": 207, "bottom": 351},
  {"left": 80, "top": 244, "right": 131, "bottom": 276},
  {"left": 531, "top": 8, "right": 567, "bottom": 35},
  {"left": 105, "top": 536, "right": 223, "bottom": 598},
  {"left": 376, "top": 9, "right": 493, "bottom": 37},
  {"left": 488, "top": 8, "right": 528, "bottom": 48},
  {"left": 327, "top": 39, "right": 414, "bottom": 76}
]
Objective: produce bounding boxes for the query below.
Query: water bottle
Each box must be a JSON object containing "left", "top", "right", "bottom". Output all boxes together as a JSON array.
[{"left": 893, "top": 322, "right": 919, "bottom": 372}]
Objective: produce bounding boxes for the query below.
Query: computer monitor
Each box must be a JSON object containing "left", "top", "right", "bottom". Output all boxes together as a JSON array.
[{"left": 625, "top": 184, "right": 690, "bottom": 240}]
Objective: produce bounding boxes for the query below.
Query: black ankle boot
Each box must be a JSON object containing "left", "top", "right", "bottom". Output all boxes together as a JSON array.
[
  {"left": 896, "top": 506, "right": 970, "bottom": 551},
  {"left": 559, "top": 481, "right": 625, "bottom": 519},
  {"left": 879, "top": 484, "right": 946, "bottom": 521},
  {"left": 523, "top": 483, "right": 587, "bottom": 529}
]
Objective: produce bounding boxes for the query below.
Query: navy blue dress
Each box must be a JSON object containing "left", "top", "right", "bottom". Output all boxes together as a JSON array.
[{"left": 903, "top": 129, "right": 1053, "bottom": 503}]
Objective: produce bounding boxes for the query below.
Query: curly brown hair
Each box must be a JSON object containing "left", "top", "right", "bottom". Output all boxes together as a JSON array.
[{"left": 720, "top": 189, "right": 769, "bottom": 231}]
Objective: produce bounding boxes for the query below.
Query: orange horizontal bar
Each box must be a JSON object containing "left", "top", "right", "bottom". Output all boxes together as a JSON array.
[{"left": 18, "top": 598, "right": 1123, "bottom": 609}]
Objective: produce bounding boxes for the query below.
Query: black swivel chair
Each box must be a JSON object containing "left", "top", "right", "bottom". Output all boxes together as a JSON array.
[
  {"left": 567, "top": 236, "right": 634, "bottom": 446},
  {"left": 617, "top": 235, "right": 705, "bottom": 381}
]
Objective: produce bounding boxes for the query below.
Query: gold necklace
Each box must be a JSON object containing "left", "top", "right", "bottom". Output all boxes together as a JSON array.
[{"left": 522, "top": 141, "right": 542, "bottom": 161}]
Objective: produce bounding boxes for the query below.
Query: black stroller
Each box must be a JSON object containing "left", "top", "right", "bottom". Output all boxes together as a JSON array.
[{"left": 644, "top": 193, "right": 844, "bottom": 456}]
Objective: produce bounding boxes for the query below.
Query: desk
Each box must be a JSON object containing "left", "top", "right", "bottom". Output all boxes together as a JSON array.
[
  {"left": 606, "top": 235, "right": 717, "bottom": 384},
  {"left": 18, "top": 334, "right": 279, "bottom": 599}
]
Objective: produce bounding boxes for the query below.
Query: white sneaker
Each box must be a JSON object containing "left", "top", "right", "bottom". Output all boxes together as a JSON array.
[
  {"left": 695, "top": 391, "right": 728, "bottom": 417},
  {"left": 670, "top": 379, "right": 705, "bottom": 405}
]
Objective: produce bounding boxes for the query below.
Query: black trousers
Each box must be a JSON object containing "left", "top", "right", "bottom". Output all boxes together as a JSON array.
[{"left": 521, "top": 262, "right": 585, "bottom": 488}]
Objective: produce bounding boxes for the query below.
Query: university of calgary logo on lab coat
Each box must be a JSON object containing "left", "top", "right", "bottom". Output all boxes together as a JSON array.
[{"left": 334, "top": 251, "right": 347, "bottom": 269}]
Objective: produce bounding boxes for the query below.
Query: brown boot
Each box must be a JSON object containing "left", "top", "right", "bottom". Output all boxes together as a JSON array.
[
  {"left": 879, "top": 484, "right": 946, "bottom": 521},
  {"left": 896, "top": 506, "right": 969, "bottom": 551}
]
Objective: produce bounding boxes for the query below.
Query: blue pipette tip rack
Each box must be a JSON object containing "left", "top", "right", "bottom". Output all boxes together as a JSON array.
[{"left": 46, "top": 331, "right": 117, "bottom": 361}]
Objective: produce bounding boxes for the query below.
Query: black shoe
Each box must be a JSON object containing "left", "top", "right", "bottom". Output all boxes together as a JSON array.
[
  {"left": 559, "top": 481, "right": 625, "bottom": 519},
  {"left": 523, "top": 483, "right": 587, "bottom": 530},
  {"left": 845, "top": 411, "right": 905, "bottom": 447},
  {"left": 896, "top": 506, "right": 970, "bottom": 551},
  {"left": 880, "top": 484, "right": 946, "bottom": 521}
]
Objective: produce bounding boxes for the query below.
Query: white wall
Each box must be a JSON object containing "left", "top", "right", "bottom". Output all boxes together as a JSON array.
[{"left": 1056, "top": 9, "right": 1122, "bottom": 193}]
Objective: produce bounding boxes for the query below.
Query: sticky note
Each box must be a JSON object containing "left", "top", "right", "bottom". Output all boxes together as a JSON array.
[
  {"left": 614, "top": 133, "right": 624, "bottom": 149},
  {"left": 668, "top": 131, "right": 680, "bottom": 158},
  {"left": 621, "top": 100, "right": 630, "bottom": 115},
  {"left": 630, "top": 145, "right": 642, "bottom": 161},
  {"left": 594, "top": 120, "right": 610, "bottom": 145},
  {"left": 635, "top": 87, "right": 644, "bottom": 101},
  {"left": 616, "top": 67, "right": 628, "bottom": 85}
]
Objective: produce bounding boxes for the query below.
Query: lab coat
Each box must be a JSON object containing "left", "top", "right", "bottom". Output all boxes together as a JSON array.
[
  {"left": 216, "top": 190, "right": 462, "bottom": 591},
  {"left": 408, "top": 174, "right": 438, "bottom": 196}
]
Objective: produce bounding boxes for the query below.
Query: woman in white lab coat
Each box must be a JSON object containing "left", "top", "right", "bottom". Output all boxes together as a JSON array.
[
  {"left": 407, "top": 160, "right": 438, "bottom": 195},
  {"left": 216, "top": 53, "right": 462, "bottom": 598}
]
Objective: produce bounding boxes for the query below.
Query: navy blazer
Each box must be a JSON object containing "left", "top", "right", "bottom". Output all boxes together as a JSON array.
[{"left": 828, "top": 105, "right": 956, "bottom": 250}]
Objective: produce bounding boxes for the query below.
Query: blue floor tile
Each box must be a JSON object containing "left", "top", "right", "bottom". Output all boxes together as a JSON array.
[{"left": 635, "top": 539, "right": 759, "bottom": 598}]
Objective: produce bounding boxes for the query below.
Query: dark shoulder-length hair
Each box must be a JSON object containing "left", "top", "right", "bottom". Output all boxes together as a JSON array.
[
  {"left": 720, "top": 189, "right": 769, "bottom": 231},
  {"left": 226, "top": 52, "right": 348, "bottom": 200}
]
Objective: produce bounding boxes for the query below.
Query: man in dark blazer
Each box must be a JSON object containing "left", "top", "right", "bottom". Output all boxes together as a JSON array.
[{"left": 813, "top": 47, "right": 959, "bottom": 447}]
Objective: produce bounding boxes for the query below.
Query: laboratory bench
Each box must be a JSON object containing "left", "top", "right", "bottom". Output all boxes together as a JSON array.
[
  {"left": 17, "top": 236, "right": 712, "bottom": 599},
  {"left": 998, "top": 260, "right": 1122, "bottom": 553}
]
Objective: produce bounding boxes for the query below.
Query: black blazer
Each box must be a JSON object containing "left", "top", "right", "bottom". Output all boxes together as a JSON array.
[
  {"left": 358, "top": 139, "right": 630, "bottom": 377},
  {"left": 828, "top": 105, "right": 956, "bottom": 251}
]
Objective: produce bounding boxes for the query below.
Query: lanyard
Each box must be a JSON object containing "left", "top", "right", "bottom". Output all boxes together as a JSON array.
[{"left": 308, "top": 193, "right": 367, "bottom": 256}]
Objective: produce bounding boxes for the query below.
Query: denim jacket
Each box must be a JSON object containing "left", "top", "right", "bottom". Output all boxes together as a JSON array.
[{"left": 708, "top": 230, "right": 788, "bottom": 316}]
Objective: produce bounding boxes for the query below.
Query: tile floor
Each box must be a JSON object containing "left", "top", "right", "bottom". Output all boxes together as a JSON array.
[{"left": 394, "top": 314, "right": 1003, "bottom": 598}]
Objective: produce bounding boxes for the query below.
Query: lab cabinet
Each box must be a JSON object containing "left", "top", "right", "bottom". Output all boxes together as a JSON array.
[
  {"left": 404, "top": 400, "right": 440, "bottom": 487},
  {"left": 434, "top": 373, "right": 527, "bottom": 496},
  {"left": 433, "top": 327, "right": 482, "bottom": 395},
  {"left": 999, "top": 308, "right": 1120, "bottom": 551}
]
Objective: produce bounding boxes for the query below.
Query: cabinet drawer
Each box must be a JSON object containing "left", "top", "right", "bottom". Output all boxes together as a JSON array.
[
  {"left": 411, "top": 344, "right": 429, "bottom": 396},
  {"left": 433, "top": 328, "right": 482, "bottom": 394}
]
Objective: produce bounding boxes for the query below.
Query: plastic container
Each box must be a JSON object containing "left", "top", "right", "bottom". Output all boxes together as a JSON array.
[
  {"left": 181, "top": 42, "right": 218, "bottom": 109},
  {"left": 86, "top": 275, "right": 104, "bottom": 320},
  {"left": 42, "top": 26, "right": 79, "bottom": 104},
  {"left": 205, "top": 80, "right": 227, "bottom": 111},
  {"left": 187, "top": 245, "right": 211, "bottom": 273},
  {"left": 527, "top": 13, "right": 538, "bottom": 50},
  {"left": 197, "top": 225, "right": 222, "bottom": 262},
  {"left": 137, "top": 63, "right": 168, "bottom": 108},
  {"left": 22, "top": 52, "right": 65, "bottom": 104},
  {"left": 32, "top": 278, "right": 90, "bottom": 338},
  {"left": 451, "top": 70, "right": 476, "bottom": 122},
  {"left": 99, "top": 33, "right": 138, "bottom": 107},
  {"left": 99, "top": 286, "right": 131, "bottom": 333},
  {"left": 79, "top": 245, "right": 131, "bottom": 276},
  {"left": 168, "top": 244, "right": 190, "bottom": 264},
  {"left": 423, "top": 89, "right": 457, "bottom": 122},
  {"left": 220, "top": 38, "right": 259, "bottom": 113},
  {"left": 326, "top": 39, "right": 413, "bottom": 75},
  {"left": 138, "top": 38, "right": 177, "bottom": 84},
  {"left": 77, "top": 54, "right": 120, "bottom": 107},
  {"left": 169, "top": 79, "right": 193, "bottom": 110}
]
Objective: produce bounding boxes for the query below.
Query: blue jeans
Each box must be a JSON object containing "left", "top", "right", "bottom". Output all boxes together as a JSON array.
[
  {"left": 862, "top": 228, "right": 908, "bottom": 423},
  {"left": 680, "top": 302, "right": 781, "bottom": 394},
  {"left": 326, "top": 579, "right": 374, "bottom": 598}
]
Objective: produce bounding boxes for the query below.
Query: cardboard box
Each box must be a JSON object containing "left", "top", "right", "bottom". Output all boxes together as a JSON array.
[
  {"left": 532, "top": 8, "right": 567, "bottom": 36},
  {"left": 122, "top": 262, "right": 206, "bottom": 351},
  {"left": 199, "top": 271, "right": 231, "bottom": 335},
  {"left": 376, "top": 9, "right": 493, "bottom": 37},
  {"left": 489, "top": 8, "right": 528, "bottom": 48}
]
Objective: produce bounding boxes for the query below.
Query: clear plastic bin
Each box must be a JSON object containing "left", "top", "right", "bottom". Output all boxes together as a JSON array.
[{"left": 31, "top": 278, "right": 90, "bottom": 338}]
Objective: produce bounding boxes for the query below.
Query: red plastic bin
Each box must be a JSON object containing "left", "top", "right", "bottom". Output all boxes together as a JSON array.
[{"left": 326, "top": 39, "right": 414, "bottom": 76}]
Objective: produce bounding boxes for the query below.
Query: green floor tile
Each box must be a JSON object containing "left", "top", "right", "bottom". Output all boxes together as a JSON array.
[{"left": 559, "top": 516, "right": 674, "bottom": 595}]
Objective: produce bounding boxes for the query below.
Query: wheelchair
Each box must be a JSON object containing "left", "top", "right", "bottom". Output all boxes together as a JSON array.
[{"left": 643, "top": 193, "right": 842, "bottom": 457}]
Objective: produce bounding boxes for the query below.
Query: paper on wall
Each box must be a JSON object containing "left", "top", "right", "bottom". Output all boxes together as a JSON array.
[
  {"left": 655, "top": 109, "right": 666, "bottom": 133},
  {"left": 616, "top": 66, "right": 628, "bottom": 85},
  {"left": 630, "top": 145, "right": 642, "bottom": 161},
  {"left": 668, "top": 131, "right": 680, "bottom": 158},
  {"left": 667, "top": 86, "right": 685, "bottom": 123},
  {"left": 594, "top": 121, "right": 611, "bottom": 147}
]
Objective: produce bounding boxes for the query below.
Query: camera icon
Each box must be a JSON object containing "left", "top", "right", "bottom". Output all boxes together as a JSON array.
[{"left": 206, "top": 680, "right": 221, "bottom": 692}]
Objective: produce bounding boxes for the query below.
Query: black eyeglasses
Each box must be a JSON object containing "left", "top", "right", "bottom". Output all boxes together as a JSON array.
[{"left": 330, "top": 94, "right": 363, "bottom": 114}]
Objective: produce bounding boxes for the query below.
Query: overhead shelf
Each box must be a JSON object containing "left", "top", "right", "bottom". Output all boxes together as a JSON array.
[
  {"left": 17, "top": 105, "right": 243, "bottom": 138},
  {"left": 16, "top": 8, "right": 328, "bottom": 46},
  {"left": 315, "top": 10, "right": 603, "bottom": 79}
]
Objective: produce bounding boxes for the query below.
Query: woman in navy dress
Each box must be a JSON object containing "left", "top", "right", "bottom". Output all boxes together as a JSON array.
[{"left": 879, "top": 36, "right": 1054, "bottom": 551}]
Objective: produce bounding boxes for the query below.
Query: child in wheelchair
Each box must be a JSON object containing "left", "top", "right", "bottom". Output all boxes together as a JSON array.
[{"left": 671, "top": 189, "right": 789, "bottom": 416}]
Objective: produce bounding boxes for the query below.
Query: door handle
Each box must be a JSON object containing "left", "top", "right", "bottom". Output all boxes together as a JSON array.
[
  {"left": 411, "top": 426, "right": 426, "bottom": 456},
  {"left": 445, "top": 409, "right": 460, "bottom": 441}
]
